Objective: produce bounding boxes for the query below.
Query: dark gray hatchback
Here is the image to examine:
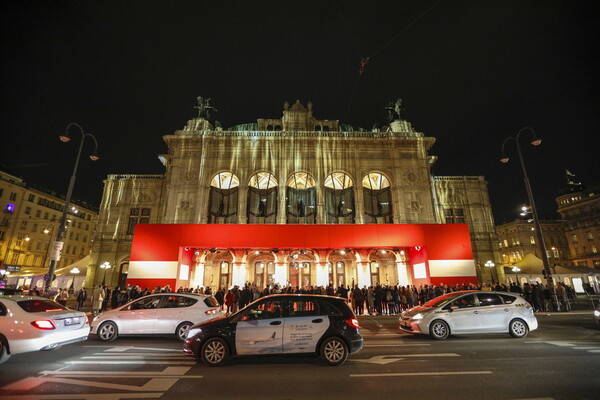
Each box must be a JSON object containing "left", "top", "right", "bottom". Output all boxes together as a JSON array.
[{"left": 183, "top": 294, "right": 363, "bottom": 366}]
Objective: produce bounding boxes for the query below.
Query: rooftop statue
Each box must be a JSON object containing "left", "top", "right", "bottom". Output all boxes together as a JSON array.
[
  {"left": 194, "top": 96, "right": 217, "bottom": 120},
  {"left": 384, "top": 98, "right": 404, "bottom": 123}
]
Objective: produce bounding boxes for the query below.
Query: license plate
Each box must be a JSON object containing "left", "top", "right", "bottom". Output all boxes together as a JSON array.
[{"left": 64, "top": 318, "right": 80, "bottom": 326}]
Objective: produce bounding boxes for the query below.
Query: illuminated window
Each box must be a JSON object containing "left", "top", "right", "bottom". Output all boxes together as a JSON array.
[
  {"left": 289, "top": 262, "right": 311, "bottom": 288},
  {"left": 362, "top": 173, "right": 393, "bottom": 223},
  {"left": 286, "top": 172, "right": 317, "bottom": 224},
  {"left": 336, "top": 261, "right": 345, "bottom": 286},
  {"left": 208, "top": 172, "right": 239, "bottom": 224},
  {"left": 530, "top": 236, "right": 536, "bottom": 244},
  {"left": 247, "top": 172, "right": 278, "bottom": 223},
  {"left": 324, "top": 172, "right": 354, "bottom": 224},
  {"left": 219, "top": 262, "right": 230, "bottom": 289}
]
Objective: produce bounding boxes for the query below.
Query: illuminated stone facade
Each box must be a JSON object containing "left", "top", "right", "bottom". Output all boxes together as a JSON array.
[{"left": 88, "top": 101, "right": 500, "bottom": 289}]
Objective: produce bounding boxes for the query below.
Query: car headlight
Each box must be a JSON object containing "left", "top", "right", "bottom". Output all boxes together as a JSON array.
[
  {"left": 186, "top": 328, "right": 202, "bottom": 339},
  {"left": 594, "top": 310, "right": 600, "bottom": 317},
  {"left": 412, "top": 313, "right": 424, "bottom": 320}
]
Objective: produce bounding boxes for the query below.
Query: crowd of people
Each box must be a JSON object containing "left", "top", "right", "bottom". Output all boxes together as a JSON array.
[{"left": 45, "top": 279, "right": 579, "bottom": 315}]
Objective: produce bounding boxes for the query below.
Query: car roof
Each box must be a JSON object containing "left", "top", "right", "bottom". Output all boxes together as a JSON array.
[
  {"left": 257, "top": 294, "right": 347, "bottom": 301},
  {"left": 0, "top": 295, "right": 53, "bottom": 301}
]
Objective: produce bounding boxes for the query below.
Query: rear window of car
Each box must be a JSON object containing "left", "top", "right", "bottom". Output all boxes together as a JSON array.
[
  {"left": 317, "top": 299, "right": 345, "bottom": 316},
  {"left": 498, "top": 294, "right": 517, "bottom": 304},
  {"left": 203, "top": 297, "right": 219, "bottom": 307},
  {"left": 17, "top": 300, "right": 68, "bottom": 312}
]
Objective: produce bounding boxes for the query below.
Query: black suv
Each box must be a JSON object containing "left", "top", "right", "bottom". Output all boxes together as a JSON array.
[{"left": 183, "top": 294, "right": 363, "bottom": 366}]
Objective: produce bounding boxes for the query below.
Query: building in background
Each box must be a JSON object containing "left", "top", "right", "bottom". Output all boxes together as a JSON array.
[
  {"left": 0, "top": 170, "right": 98, "bottom": 291},
  {"left": 87, "top": 99, "right": 500, "bottom": 291}
]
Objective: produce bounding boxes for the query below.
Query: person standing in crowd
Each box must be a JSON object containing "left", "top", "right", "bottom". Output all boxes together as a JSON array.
[
  {"left": 76, "top": 287, "right": 87, "bottom": 311},
  {"left": 92, "top": 284, "right": 105, "bottom": 315},
  {"left": 56, "top": 288, "right": 69, "bottom": 306}
]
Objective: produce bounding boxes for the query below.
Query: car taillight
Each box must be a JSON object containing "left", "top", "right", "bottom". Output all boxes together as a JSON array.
[
  {"left": 346, "top": 318, "right": 360, "bottom": 329},
  {"left": 31, "top": 320, "right": 56, "bottom": 330},
  {"left": 205, "top": 308, "right": 217, "bottom": 315}
]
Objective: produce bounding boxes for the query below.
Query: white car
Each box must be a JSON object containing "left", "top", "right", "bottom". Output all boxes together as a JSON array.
[
  {"left": 0, "top": 295, "right": 90, "bottom": 364},
  {"left": 399, "top": 291, "right": 538, "bottom": 339},
  {"left": 91, "top": 293, "right": 222, "bottom": 342}
]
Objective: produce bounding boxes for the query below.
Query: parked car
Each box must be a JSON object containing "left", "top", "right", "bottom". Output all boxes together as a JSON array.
[
  {"left": 0, "top": 295, "right": 90, "bottom": 364},
  {"left": 91, "top": 293, "right": 222, "bottom": 342},
  {"left": 594, "top": 303, "right": 600, "bottom": 326},
  {"left": 399, "top": 290, "right": 538, "bottom": 340},
  {"left": 183, "top": 294, "right": 363, "bottom": 367}
]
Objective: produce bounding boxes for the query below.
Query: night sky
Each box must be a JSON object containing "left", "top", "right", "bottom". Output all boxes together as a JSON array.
[{"left": 1, "top": 1, "right": 598, "bottom": 224}]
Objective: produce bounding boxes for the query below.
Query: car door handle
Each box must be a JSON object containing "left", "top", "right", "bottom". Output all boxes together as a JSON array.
[
  {"left": 504, "top": 308, "right": 510, "bottom": 312},
  {"left": 270, "top": 321, "right": 282, "bottom": 326},
  {"left": 473, "top": 311, "right": 479, "bottom": 314},
  {"left": 312, "top": 318, "right": 323, "bottom": 323}
]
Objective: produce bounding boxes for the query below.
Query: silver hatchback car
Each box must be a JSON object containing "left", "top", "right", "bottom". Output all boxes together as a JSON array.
[{"left": 399, "top": 291, "right": 538, "bottom": 340}]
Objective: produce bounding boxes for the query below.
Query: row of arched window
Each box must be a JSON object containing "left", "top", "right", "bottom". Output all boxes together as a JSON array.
[{"left": 208, "top": 171, "right": 394, "bottom": 224}]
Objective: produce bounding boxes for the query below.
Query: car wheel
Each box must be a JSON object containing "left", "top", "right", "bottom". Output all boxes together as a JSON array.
[
  {"left": 200, "top": 337, "right": 229, "bottom": 367},
  {"left": 429, "top": 320, "right": 450, "bottom": 340},
  {"left": 509, "top": 318, "right": 529, "bottom": 338},
  {"left": 97, "top": 321, "right": 118, "bottom": 342},
  {"left": 320, "top": 336, "right": 348, "bottom": 366},
  {"left": 176, "top": 322, "right": 193, "bottom": 341},
  {"left": 0, "top": 338, "right": 10, "bottom": 365}
]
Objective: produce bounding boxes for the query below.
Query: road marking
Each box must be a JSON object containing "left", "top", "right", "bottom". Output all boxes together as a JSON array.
[
  {"left": 40, "top": 367, "right": 194, "bottom": 377},
  {"left": 353, "top": 353, "right": 459, "bottom": 365},
  {"left": 351, "top": 371, "right": 492, "bottom": 377},
  {"left": 82, "top": 355, "right": 188, "bottom": 359},
  {"left": 92, "top": 352, "right": 185, "bottom": 356},
  {"left": 2, "top": 377, "right": 182, "bottom": 392},
  {"left": 83, "top": 346, "right": 180, "bottom": 352},
  {"left": 65, "top": 360, "right": 196, "bottom": 365},
  {"left": 0, "top": 394, "right": 163, "bottom": 399},
  {"left": 363, "top": 344, "right": 431, "bottom": 347}
]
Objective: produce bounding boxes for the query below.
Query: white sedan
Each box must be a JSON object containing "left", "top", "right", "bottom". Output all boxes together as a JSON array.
[
  {"left": 0, "top": 295, "right": 90, "bottom": 364},
  {"left": 91, "top": 293, "right": 222, "bottom": 342},
  {"left": 400, "top": 291, "right": 539, "bottom": 339}
]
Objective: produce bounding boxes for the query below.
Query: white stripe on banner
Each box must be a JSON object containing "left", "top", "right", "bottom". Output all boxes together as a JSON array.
[
  {"left": 428, "top": 259, "right": 476, "bottom": 277},
  {"left": 128, "top": 261, "right": 178, "bottom": 279}
]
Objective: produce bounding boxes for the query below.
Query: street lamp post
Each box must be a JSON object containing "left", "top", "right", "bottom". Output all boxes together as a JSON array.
[
  {"left": 99, "top": 262, "right": 111, "bottom": 285},
  {"left": 500, "top": 127, "right": 558, "bottom": 309},
  {"left": 44, "top": 123, "right": 99, "bottom": 294},
  {"left": 485, "top": 260, "right": 496, "bottom": 283}
]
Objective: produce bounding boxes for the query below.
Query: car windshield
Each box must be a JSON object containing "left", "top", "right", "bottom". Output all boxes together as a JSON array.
[
  {"left": 17, "top": 299, "right": 68, "bottom": 312},
  {"left": 422, "top": 292, "right": 468, "bottom": 308}
]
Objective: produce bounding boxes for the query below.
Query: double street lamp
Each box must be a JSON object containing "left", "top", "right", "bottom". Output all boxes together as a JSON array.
[
  {"left": 44, "top": 123, "right": 99, "bottom": 293},
  {"left": 500, "top": 128, "right": 557, "bottom": 305}
]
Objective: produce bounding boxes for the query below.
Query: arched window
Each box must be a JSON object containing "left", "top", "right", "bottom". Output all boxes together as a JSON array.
[
  {"left": 315, "top": 125, "right": 322, "bottom": 131},
  {"left": 255, "top": 261, "right": 275, "bottom": 288},
  {"left": 286, "top": 172, "right": 317, "bottom": 224},
  {"left": 247, "top": 172, "right": 278, "bottom": 223},
  {"left": 208, "top": 172, "right": 239, "bottom": 223},
  {"left": 267, "top": 125, "right": 273, "bottom": 131},
  {"left": 324, "top": 172, "right": 355, "bottom": 224},
  {"left": 362, "top": 173, "right": 393, "bottom": 223}
]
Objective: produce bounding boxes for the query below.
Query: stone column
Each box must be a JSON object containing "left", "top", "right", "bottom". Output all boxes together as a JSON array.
[
  {"left": 237, "top": 185, "right": 248, "bottom": 224},
  {"left": 353, "top": 184, "right": 364, "bottom": 224}
]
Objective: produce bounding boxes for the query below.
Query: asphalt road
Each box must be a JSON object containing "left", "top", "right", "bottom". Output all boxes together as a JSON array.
[{"left": 0, "top": 312, "right": 598, "bottom": 400}]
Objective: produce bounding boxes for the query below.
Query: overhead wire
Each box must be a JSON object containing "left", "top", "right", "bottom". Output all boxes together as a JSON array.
[{"left": 335, "top": 0, "right": 444, "bottom": 121}]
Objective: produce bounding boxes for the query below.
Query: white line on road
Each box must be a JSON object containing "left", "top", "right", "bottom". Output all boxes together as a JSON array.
[
  {"left": 0, "top": 393, "right": 163, "bottom": 399},
  {"left": 351, "top": 371, "right": 492, "bottom": 377},
  {"left": 83, "top": 346, "right": 180, "bottom": 352},
  {"left": 82, "top": 355, "right": 188, "bottom": 359},
  {"left": 40, "top": 367, "right": 194, "bottom": 377},
  {"left": 65, "top": 360, "right": 196, "bottom": 365},
  {"left": 91, "top": 352, "right": 186, "bottom": 356},
  {"left": 363, "top": 344, "right": 431, "bottom": 347}
]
